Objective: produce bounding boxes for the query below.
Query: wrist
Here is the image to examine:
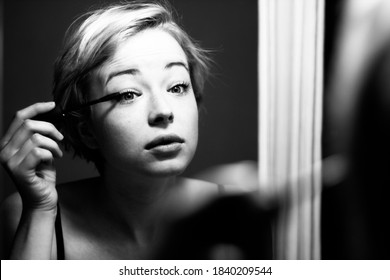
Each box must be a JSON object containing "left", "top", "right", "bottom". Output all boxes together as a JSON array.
[
  {"left": 22, "top": 204, "right": 58, "bottom": 216},
  {"left": 21, "top": 194, "right": 58, "bottom": 213}
]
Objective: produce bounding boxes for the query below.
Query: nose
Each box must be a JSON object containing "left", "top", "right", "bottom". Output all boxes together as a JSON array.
[{"left": 148, "top": 94, "right": 174, "bottom": 126}]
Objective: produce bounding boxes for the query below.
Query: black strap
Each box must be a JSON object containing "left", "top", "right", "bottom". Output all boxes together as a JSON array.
[{"left": 55, "top": 203, "right": 65, "bottom": 260}]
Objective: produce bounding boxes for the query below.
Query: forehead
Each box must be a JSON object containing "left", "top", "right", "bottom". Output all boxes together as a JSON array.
[{"left": 101, "top": 28, "right": 188, "bottom": 73}]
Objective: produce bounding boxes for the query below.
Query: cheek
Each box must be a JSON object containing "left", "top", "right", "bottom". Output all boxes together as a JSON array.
[
  {"left": 180, "top": 100, "right": 199, "bottom": 148},
  {"left": 188, "top": 114, "right": 199, "bottom": 158},
  {"left": 185, "top": 107, "right": 199, "bottom": 167},
  {"left": 189, "top": 110, "right": 199, "bottom": 140},
  {"left": 90, "top": 110, "right": 144, "bottom": 157}
]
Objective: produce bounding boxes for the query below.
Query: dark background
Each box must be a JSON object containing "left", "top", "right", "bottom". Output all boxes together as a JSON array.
[{"left": 0, "top": 0, "right": 258, "bottom": 201}]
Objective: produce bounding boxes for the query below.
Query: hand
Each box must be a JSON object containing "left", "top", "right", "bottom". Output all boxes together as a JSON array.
[{"left": 0, "top": 102, "right": 64, "bottom": 211}]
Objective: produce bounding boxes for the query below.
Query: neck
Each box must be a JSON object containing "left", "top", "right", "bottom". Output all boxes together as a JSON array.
[{"left": 98, "top": 163, "right": 178, "bottom": 231}]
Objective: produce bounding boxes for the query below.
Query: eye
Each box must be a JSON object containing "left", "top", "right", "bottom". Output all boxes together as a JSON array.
[
  {"left": 168, "top": 82, "right": 190, "bottom": 95},
  {"left": 116, "top": 89, "right": 141, "bottom": 104}
]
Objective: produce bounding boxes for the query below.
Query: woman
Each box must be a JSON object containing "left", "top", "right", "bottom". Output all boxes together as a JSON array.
[{"left": 0, "top": 1, "right": 222, "bottom": 259}]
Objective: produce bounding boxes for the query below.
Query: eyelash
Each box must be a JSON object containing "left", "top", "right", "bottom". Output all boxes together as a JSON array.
[
  {"left": 114, "top": 82, "right": 191, "bottom": 105},
  {"left": 115, "top": 89, "right": 142, "bottom": 104},
  {"left": 167, "top": 82, "right": 190, "bottom": 95}
]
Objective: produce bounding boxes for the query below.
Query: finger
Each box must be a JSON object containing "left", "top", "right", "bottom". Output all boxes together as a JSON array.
[
  {"left": 19, "top": 147, "right": 54, "bottom": 175},
  {"left": 0, "top": 102, "right": 56, "bottom": 149},
  {"left": 15, "top": 133, "right": 63, "bottom": 164},
  {"left": 5, "top": 135, "right": 62, "bottom": 174},
  {"left": 0, "top": 119, "right": 63, "bottom": 161}
]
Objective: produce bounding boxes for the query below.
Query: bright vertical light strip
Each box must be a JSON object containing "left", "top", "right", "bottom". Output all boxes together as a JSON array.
[
  {"left": 258, "top": 0, "right": 324, "bottom": 259},
  {"left": 312, "top": 0, "right": 324, "bottom": 260},
  {"left": 258, "top": 0, "right": 270, "bottom": 192}
]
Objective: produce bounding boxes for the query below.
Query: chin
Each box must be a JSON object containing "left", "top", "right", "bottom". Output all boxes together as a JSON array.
[
  {"left": 143, "top": 148, "right": 196, "bottom": 177},
  {"left": 144, "top": 160, "right": 189, "bottom": 178}
]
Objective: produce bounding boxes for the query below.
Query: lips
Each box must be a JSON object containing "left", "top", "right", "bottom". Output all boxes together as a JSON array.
[{"left": 145, "top": 134, "right": 185, "bottom": 150}]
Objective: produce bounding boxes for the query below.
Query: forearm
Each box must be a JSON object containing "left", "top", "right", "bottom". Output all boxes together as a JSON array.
[{"left": 10, "top": 207, "right": 57, "bottom": 259}]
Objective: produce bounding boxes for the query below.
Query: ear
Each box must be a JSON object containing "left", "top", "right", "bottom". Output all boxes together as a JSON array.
[{"left": 77, "top": 120, "right": 99, "bottom": 149}]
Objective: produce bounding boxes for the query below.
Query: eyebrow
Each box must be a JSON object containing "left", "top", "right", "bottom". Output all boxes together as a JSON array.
[
  {"left": 105, "top": 61, "right": 189, "bottom": 85},
  {"left": 105, "top": 68, "right": 139, "bottom": 85},
  {"left": 165, "top": 61, "right": 189, "bottom": 72}
]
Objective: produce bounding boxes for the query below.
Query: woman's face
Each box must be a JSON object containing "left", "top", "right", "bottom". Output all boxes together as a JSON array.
[{"left": 88, "top": 28, "right": 198, "bottom": 177}]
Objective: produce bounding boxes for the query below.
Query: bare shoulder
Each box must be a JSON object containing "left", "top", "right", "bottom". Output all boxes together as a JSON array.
[
  {"left": 178, "top": 177, "right": 220, "bottom": 199},
  {"left": 163, "top": 177, "right": 220, "bottom": 218},
  {"left": 0, "top": 192, "right": 22, "bottom": 258},
  {"left": 192, "top": 160, "right": 259, "bottom": 193},
  {"left": 181, "top": 177, "right": 220, "bottom": 190},
  {"left": 56, "top": 176, "right": 105, "bottom": 218},
  {"left": 0, "top": 191, "right": 22, "bottom": 223}
]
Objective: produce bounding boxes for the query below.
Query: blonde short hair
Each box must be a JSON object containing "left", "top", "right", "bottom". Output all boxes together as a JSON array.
[{"left": 52, "top": 0, "right": 211, "bottom": 171}]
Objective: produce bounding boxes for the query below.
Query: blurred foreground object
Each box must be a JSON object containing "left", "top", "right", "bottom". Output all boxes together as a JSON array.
[
  {"left": 322, "top": 0, "right": 390, "bottom": 259},
  {"left": 155, "top": 191, "right": 275, "bottom": 259}
]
